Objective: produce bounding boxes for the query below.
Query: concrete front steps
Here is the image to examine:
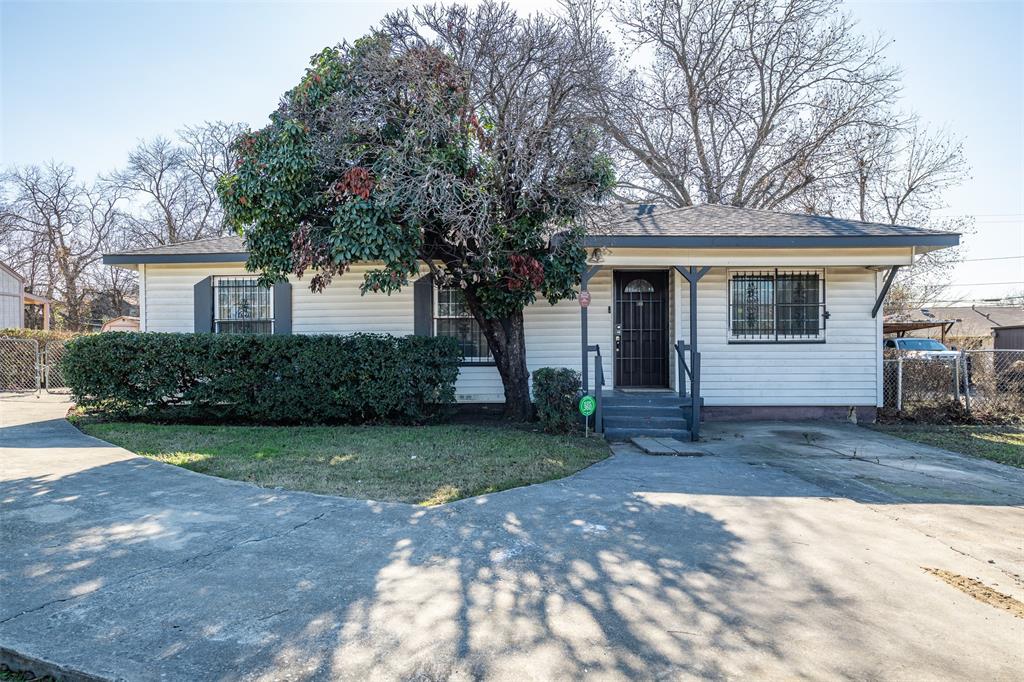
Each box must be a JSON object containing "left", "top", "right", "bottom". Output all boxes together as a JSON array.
[{"left": 602, "top": 390, "right": 692, "bottom": 441}]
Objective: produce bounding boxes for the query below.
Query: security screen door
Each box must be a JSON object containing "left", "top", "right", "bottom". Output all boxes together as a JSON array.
[{"left": 614, "top": 270, "right": 669, "bottom": 387}]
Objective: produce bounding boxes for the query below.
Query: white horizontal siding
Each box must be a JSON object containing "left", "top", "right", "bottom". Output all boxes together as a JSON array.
[
  {"left": 680, "top": 267, "right": 880, "bottom": 407},
  {"left": 143, "top": 264, "right": 224, "bottom": 332},
  {"left": 0, "top": 268, "right": 24, "bottom": 328},
  {"left": 291, "top": 266, "right": 414, "bottom": 335},
  {"left": 143, "top": 263, "right": 414, "bottom": 335},
  {"left": 455, "top": 366, "right": 504, "bottom": 403},
  {"left": 454, "top": 269, "right": 614, "bottom": 402},
  {"left": 140, "top": 261, "right": 883, "bottom": 408}
]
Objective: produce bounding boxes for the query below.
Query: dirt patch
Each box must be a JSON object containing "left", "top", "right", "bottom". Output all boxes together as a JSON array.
[{"left": 922, "top": 567, "right": 1024, "bottom": 619}]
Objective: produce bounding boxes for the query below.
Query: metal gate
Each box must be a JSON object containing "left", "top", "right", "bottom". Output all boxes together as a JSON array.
[{"left": 0, "top": 337, "right": 69, "bottom": 393}]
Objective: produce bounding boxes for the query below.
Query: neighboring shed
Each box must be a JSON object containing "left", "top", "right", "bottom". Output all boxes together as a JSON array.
[
  {"left": 101, "top": 316, "right": 141, "bottom": 332},
  {"left": 993, "top": 325, "right": 1024, "bottom": 350}
]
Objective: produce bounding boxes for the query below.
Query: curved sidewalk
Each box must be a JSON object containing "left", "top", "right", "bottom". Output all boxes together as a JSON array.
[{"left": 1, "top": 393, "right": 1022, "bottom": 680}]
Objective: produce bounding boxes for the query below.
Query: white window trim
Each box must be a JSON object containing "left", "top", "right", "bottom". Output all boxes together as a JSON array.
[
  {"left": 213, "top": 275, "right": 274, "bottom": 334},
  {"left": 726, "top": 268, "right": 826, "bottom": 343},
  {"left": 433, "top": 285, "right": 492, "bottom": 363}
]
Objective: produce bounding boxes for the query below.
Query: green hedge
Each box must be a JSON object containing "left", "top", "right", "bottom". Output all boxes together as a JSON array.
[
  {"left": 0, "top": 328, "right": 82, "bottom": 342},
  {"left": 532, "top": 367, "right": 581, "bottom": 433},
  {"left": 62, "top": 332, "right": 462, "bottom": 424}
]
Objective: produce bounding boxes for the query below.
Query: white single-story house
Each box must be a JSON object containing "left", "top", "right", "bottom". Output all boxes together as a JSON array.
[{"left": 103, "top": 204, "right": 959, "bottom": 438}]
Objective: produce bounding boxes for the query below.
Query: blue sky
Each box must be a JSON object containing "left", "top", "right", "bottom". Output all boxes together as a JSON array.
[{"left": 2, "top": 0, "right": 1021, "bottom": 302}]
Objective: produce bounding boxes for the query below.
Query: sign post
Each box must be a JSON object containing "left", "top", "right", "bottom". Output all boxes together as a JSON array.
[{"left": 578, "top": 394, "right": 596, "bottom": 437}]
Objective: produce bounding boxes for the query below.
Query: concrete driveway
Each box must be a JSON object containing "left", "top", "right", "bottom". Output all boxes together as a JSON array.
[{"left": 2, "top": 393, "right": 1022, "bottom": 681}]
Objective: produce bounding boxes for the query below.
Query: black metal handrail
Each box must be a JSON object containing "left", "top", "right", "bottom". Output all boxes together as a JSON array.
[
  {"left": 674, "top": 341, "right": 690, "bottom": 399},
  {"left": 588, "top": 344, "right": 604, "bottom": 434},
  {"left": 674, "top": 339, "right": 702, "bottom": 440}
]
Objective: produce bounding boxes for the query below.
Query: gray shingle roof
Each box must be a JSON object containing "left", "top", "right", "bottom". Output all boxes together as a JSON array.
[
  {"left": 596, "top": 204, "right": 952, "bottom": 238},
  {"left": 112, "top": 235, "right": 246, "bottom": 256},
  {"left": 921, "top": 306, "right": 1024, "bottom": 335},
  {"left": 105, "top": 205, "right": 959, "bottom": 264},
  {"left": 104, "top": 235, "right": 248, "bottom": 264},
  {"left": 583, "top": 204, "right": 959, "bottom": 249}
]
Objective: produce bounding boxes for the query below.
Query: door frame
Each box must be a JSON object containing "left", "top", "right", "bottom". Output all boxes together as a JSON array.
[{"left": 613, "top": 269, "right": 670, "bottom": 388}]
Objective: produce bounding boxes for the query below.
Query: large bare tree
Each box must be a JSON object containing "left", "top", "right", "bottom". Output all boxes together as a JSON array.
[
  {"left": 798, "top": 121, "right": 969, "bottom": 310},
  {"left": 586, "top": 0, "right": 968, "bottom": 311},
  {"left": 1, "top": 164, "right": 123, "bottom": 329},
  {"left": 106, "top": 121, "right": 245, "bottom": 246},
  {"left": 593, "top": 0, "right": 900, "bottom": 208}
]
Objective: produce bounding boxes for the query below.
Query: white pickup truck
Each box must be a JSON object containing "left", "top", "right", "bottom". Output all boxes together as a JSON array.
[{"left": 883, "top": 338, "right": 961, "bottom": 360}]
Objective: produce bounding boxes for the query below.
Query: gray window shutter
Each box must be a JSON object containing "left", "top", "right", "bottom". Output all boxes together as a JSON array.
[
  {"left": 273, "top": 281, "right": 292, "bottom": 334},
  {"left": 413, "top": 274, "right": 434, "bottom": 336},
  {"left": 193, "top": 277, "right": 213, "bottom": 333}
]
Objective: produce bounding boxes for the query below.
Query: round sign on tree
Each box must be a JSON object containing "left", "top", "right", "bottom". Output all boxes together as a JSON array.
[{"left": 578, "top": 394, "right": 596, "bottom": 416}]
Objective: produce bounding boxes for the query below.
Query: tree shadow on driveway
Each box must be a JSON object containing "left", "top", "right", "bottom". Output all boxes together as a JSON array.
[{"left": 2, "top": 419, "right": 1023, "bottom": 680}]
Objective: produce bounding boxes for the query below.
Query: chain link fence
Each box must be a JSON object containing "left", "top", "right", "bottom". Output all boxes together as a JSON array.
[
  {"left": 43, "top": 340, "right": 70, "bottom": 392},
  {"left": 883, "top": 350, "right": 1024, "bottom": 421},
  {"left": 0, "top": 337, "right": 70, "bottom": 393},
  {"left": 0, "top": 337, "right": 40, "bottom": 391}
]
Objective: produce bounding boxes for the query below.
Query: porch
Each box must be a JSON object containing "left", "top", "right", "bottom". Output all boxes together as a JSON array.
[
  {"left": 579, "top": 262, "right": 896, "bottom": 441},
  {"left": 580, "top": 264, "right": 707, "bottom": 441}
]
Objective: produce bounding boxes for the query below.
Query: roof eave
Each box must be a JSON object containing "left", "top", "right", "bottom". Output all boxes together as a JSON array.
[
  {"left": 0, "top": 261, "right": 26, "bottom": 282},
  {"left": 583, "top": 234, "right": 961, "bottom": 249},
  {"left": 103, "top": 252, "right": 250, "bottom": 265}
]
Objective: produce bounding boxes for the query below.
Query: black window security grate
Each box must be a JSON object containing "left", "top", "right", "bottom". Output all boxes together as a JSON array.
[
  {"left": 435, "top": 286, "right": 491, "bottom": 363},
  {"left": 214, "top": 277, "right": 273, "bottom": 334},
  {"left": 728, "top": 270, "right": 826, "bottom": 342}
]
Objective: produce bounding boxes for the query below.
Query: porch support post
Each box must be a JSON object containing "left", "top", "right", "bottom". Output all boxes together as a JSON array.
[
  {"left": 872, "top": 266, "right": 900, "bottom": 319},
  {"left": 674, "top": 266, "right": 710, "bottom": 440},
  {"left": 580, "top": 265, "right": 601, "bottom": 394}
]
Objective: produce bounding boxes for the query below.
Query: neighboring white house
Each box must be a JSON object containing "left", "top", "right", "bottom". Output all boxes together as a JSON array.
[
  {"left": 0, "top": 262, "right": 25, "bottom": 328},
  {"left": 103, "top": 205, "right": 959, "bottom": 430},
  {"left": 0, "top": 262, "right": 51, "bottom": 330}
]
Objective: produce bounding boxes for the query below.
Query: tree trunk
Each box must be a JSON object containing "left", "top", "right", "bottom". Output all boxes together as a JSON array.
[{"left": 478, "top": 309, "right": 533, "bottom": 422}]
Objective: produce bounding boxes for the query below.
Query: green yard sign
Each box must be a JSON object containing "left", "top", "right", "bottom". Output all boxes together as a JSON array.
[{"left": 578, "top": 394, "right": 596, "bottom": 417}]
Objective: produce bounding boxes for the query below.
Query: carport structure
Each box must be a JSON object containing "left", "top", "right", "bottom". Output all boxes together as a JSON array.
[{"left": 883, "top": 316, "right": 959, "bottom": 344}]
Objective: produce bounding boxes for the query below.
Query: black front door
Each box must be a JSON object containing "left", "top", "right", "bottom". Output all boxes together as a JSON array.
[{"left": 614, "top": 270, "right": 669, "bottom": 387}]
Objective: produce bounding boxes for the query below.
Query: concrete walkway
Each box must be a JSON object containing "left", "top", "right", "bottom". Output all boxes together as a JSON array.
[{"left": 2, "top": 393, "right": 1022, "bottom": 680}]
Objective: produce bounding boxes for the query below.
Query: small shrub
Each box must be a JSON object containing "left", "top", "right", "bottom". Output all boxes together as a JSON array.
[
  {"left": 532, "top": 367, "right": 580, "bottom": 433},
  {"left": 62, "top": 332, "right": 462, "bottom": 424}
]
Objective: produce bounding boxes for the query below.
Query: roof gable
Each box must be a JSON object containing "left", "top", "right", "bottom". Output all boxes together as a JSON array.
[{"left": 0, "top": 261, "right": 26, "bottom": 283}]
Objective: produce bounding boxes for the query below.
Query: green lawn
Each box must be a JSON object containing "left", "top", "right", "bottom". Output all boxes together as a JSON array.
[
  {"left": 78, "top": 421, "right": 609, "bottom": 505},
  {"left": 0, "top": 668, "right": 51, "bottom": 682},
  {"left": 871, "top": 424, "right": 1024, "bottom": 468}
]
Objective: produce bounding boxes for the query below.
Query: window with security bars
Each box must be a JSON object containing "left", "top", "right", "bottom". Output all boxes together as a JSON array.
[
  {"left": 435, "top": 286, "right": 491, "bottom": 363},
  {"left": 728, "top": 270, "right": 826, "bottom": 342},
  {"left": 214, "top": 277, "right": 273, "bottom": 334}
]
